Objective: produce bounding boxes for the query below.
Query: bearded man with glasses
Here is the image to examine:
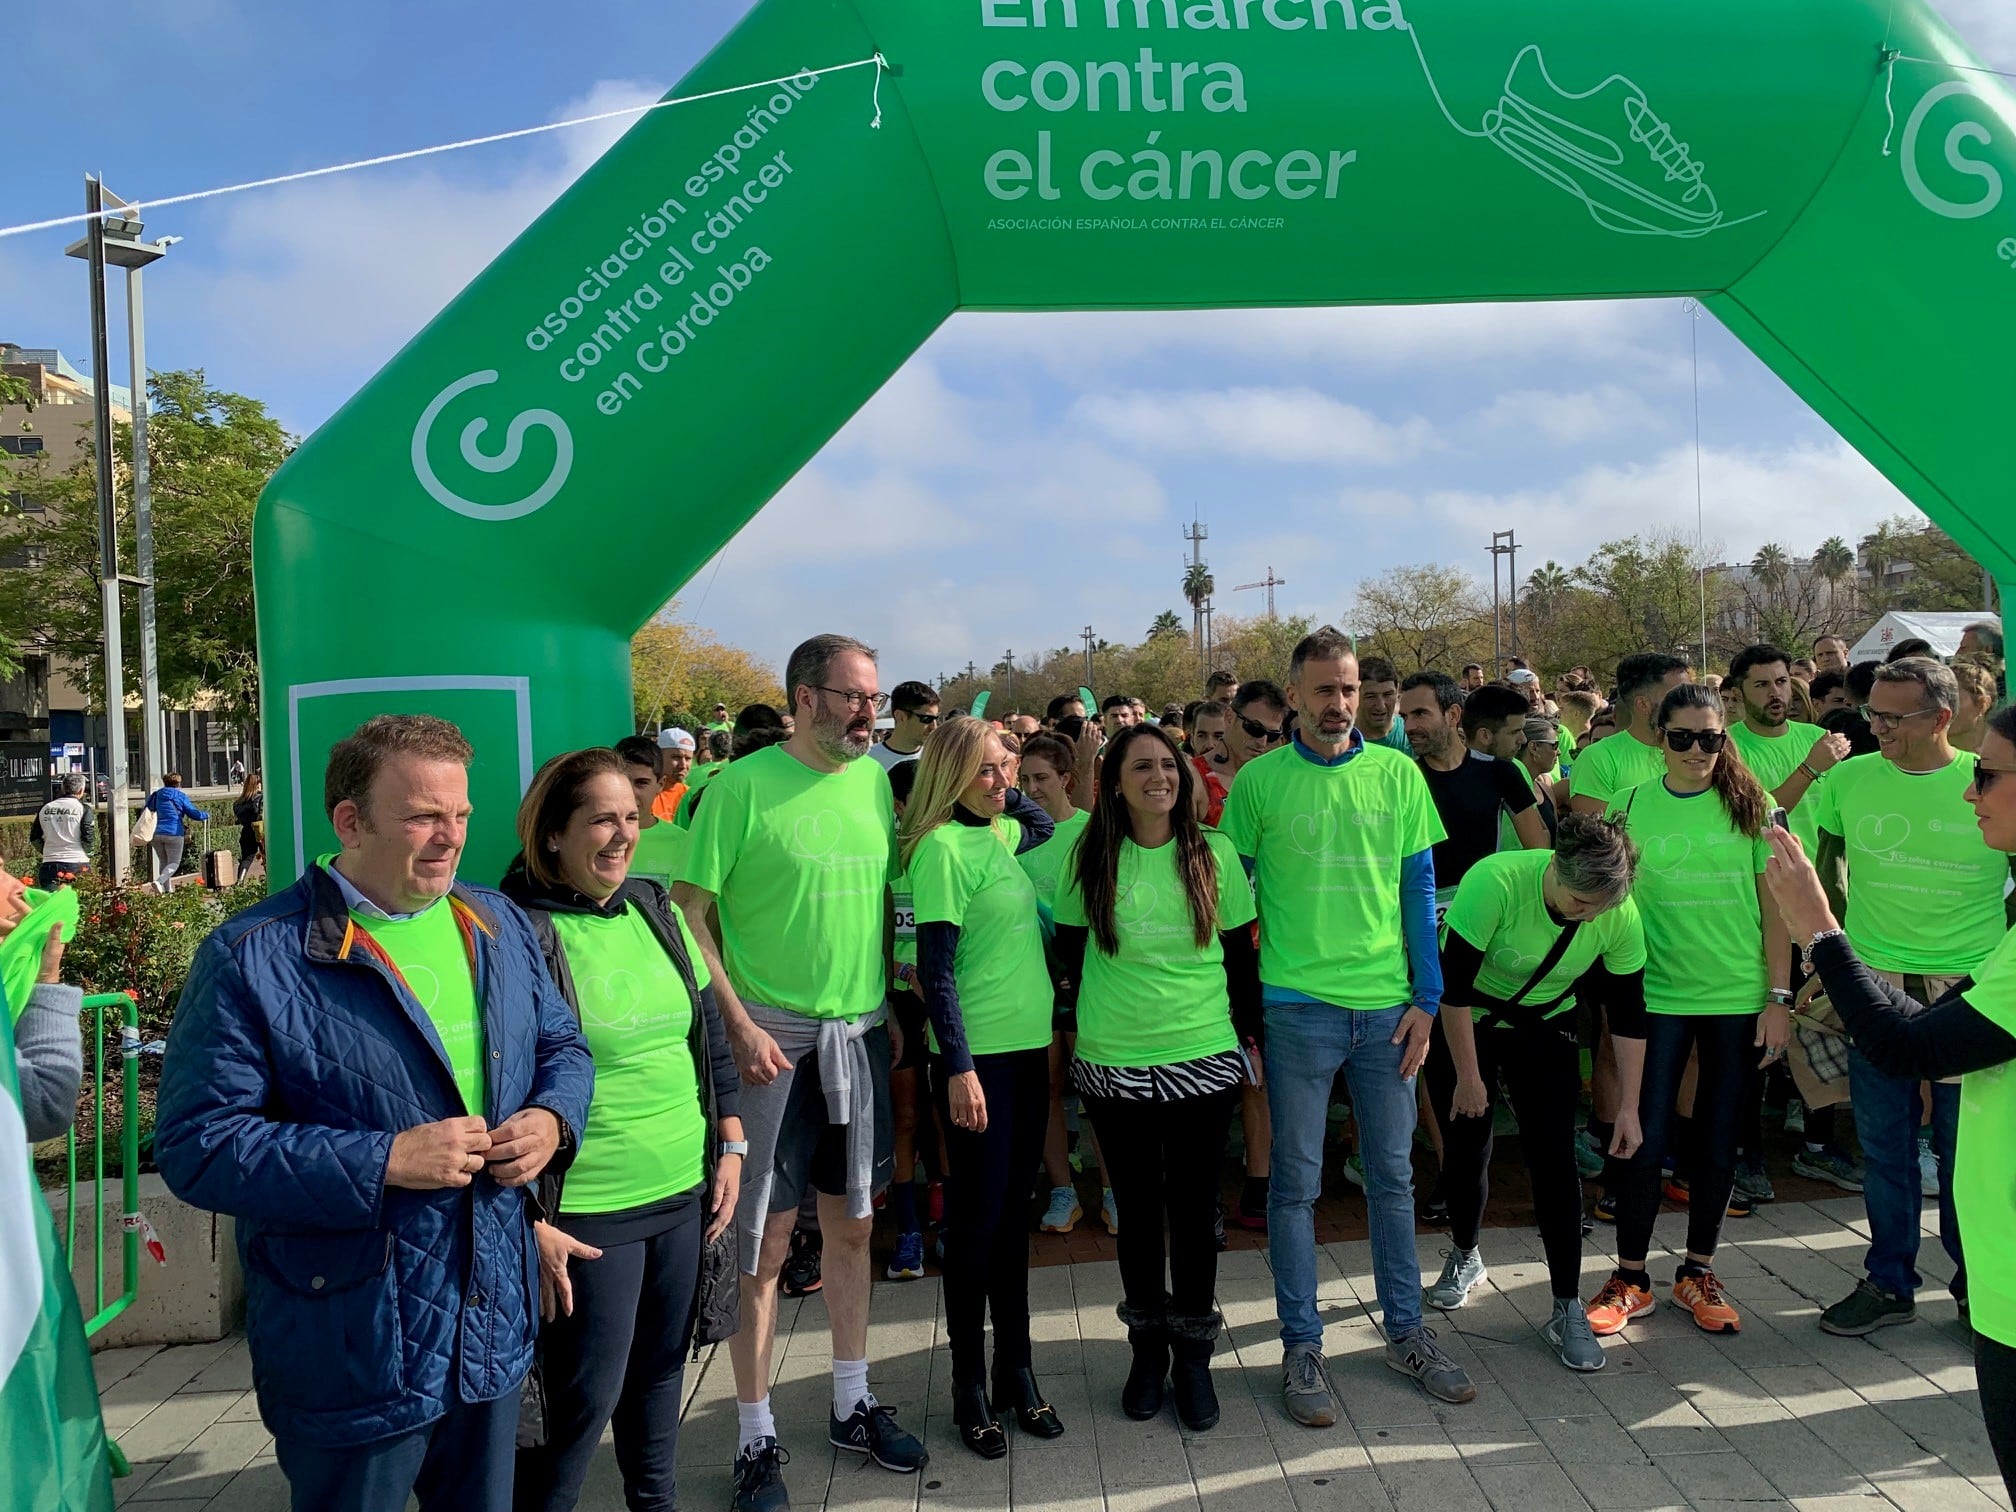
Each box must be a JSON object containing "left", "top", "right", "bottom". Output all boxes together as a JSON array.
[
  {"left": 676, "top": 635, "right": 927, "bottom": 1512},
  {"left": 1810, "top": 657, "right": 2016, "bottom": 1339}
]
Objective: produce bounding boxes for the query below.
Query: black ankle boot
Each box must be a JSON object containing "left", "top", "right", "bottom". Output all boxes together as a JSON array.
[
  {"left": 952, "top": 1377, "right": 1005, "bottom": 1460},
  {"left": 1122, "top": 1326, "right": 1169, "bottom": 1420},
  {"left": 1168, "top": 1335, "right": 1220, "bottom": 1431},
  {"left": 992, "top": 1364, "right": 1065, "bottom": 1438}
]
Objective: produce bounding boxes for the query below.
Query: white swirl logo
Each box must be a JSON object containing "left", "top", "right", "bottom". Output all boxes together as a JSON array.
[
  {"left": 411, "top": 371, "right": 574, "bottom": 522},
  {"left": 1902, "top": 81, "right": 2006, "bottom": 221}
]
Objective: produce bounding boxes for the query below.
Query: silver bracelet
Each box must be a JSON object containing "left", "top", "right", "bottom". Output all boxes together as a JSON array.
[{"left": 1799, "top": 929, "right": 1845, "bottom": 971}]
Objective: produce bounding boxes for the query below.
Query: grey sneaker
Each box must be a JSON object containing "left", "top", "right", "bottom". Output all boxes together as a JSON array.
[
  {"left": 1792, "top": 1145, "right": 1865, "bottom": 1192},
  {"left": 1543, "top": 1297, "right": 1606, "bottom": 1372},
  {"left": 1425, "top": 1246, "right": 1488, "bottom": 1311},
  {"left": 1281, "top": 1342, "right": 1340, "bottom": 1428},
  {"left": 1385, "top": 1326, "right": 1477, "bottom": 1404},
  {"left": 1732, "top": 1156, "right": 1775, "bottom": 1204},
  {"left": 1820, "top": 1278, "right": 1916, "bottom": 1337}
]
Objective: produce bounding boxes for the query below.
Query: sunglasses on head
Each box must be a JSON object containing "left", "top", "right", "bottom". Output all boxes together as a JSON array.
[
  {"left": 1663, "top": 728, "right": 1727, "bottom": 753},
  {"left": 1238, "top": 715, "right": 1288, "bottom": 744}
]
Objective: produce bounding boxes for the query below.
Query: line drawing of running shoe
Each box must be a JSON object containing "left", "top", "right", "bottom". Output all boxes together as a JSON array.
[{"left": 1485, "top": 45, "right": 1729, "bottom": 236}]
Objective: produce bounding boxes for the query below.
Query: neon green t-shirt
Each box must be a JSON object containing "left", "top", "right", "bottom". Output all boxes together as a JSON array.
[
  {"left": 1017, "top": 808, "right": 1090, "bottom": 931},
  {"left": 1056, "top": 829, "right": 1257, "bottom": 1067},
  {"left": 672, "top": 763, "right": 727, "bottom": 828},
  {"left": 1607, "top": 780, "right": 1770, "bottom": 1017},
  {"left": 892, "top": 863, "right": 918, "bottom": 972},
  {"left": 1219, "top": 741, "right": 1445, "bottom": 1009},
  {"left": 678, "top": 746, "right": 897, "bottom": 1020},
  {"left": 1729, "top": 721, "right": 1827, "bottom": 857},
  {"left": 909, "top": 819, "right": 1052, "bottom": 1058},
  {"left": 356, "top": 900, "right": 487, "bottom": 1115},
  {"left": 1958, "top": 927, "right": 2016, "bottom": 1348},
  {"left": 1441, "top": 850, "right": 1645, "bottom": 1023},
  {"left": 630, "top": 820, "right": 691, "bottom": 892},
  {"left": 2, "top": 886, "right": 79, "bottom": 1026},
  {"left": 552, "top": 902, "right": 712, "bottom": 1211},
  {"left": 1810, "top": 750, "right": 2008, "bottom": 974},
  {"left": 1558, "top": 723, "right": 1578, "bottom": 760},
  {"left": 1570, "top": 732, "right": 1667, "bottom": 809}
]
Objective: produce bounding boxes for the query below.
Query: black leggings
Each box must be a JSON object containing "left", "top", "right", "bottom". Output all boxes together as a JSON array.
[
  {"left": 1617, "top": 1011, "right": 1755, "bottom": 1266},
  {"left": 1423, "top": 1014, "right": 1585, "bottom": 1299},
  {"left": 1083, "top": 1087, "right": 1239, "bottom": 1326},
  {"left": 1977, "top": 1334, "right": 2016, "bottom": 1501},
  {"left": 931, "top": 1048, "right": 1049, "bottom": 1382},
  {"left": 514, "top": 1199, "right": 701, "bottom": 1512}
]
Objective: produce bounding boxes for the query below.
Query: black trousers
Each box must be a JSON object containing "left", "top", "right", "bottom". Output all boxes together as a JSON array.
[
  {"left": 1977, "top": 1333, "right": 2016, "bottom": 1501},
  {"left": 1424, "top": 1014, "right": 1585, "bottom": 1299},
  {"left": 931, "top": 1047, "right": 1049, "bottom": 1381},
  {"left": 1083, "top": 1086, "right": 1240, "bottom": 1324},
  {"left": 1617, "top": 1012, "right": 1755, "bottom": 1265},
  {"left": 514, "top": 1198, "right": 703, "bottom": 1512},
  {"left": 275, "top": 1386, "right": 519, "bottom": 1512}
]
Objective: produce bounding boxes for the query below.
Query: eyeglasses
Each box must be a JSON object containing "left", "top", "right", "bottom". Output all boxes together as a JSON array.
[
  {"left": 908, "top": 711, "right": 941, "bottom": 726},
  {"left": 1972, "top": 764, "right": 2016, "bottom": 795},
  {"left": 1858, "top": 704, "right": 1939, "bottom": 732},
  {"left": 1663, "top": 728, "right": 1727, "bottom": 753},
  {"left": 816, "top": 686, "right": 891, "bottom": 714},
  {"left": 1237, "top": 715, "right": 1288, "bottom": 745}
]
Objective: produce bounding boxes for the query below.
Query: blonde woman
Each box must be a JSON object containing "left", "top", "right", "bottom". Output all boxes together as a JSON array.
[
  {"left": 1952, "top": 659, "right": 1997, "bottom": 753},
  {"left": 900, "top": 717, "right": 1060, "bottom": 1458}
]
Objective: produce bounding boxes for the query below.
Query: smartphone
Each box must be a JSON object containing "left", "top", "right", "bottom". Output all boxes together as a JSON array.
[{"left": 1768, "top": 806, "right": 1790, "bottom": 831}]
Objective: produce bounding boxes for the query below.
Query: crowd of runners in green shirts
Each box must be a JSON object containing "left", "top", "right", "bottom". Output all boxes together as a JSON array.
[{"left": 536, "top": 620, "right": 2016, "bottom": 1511}]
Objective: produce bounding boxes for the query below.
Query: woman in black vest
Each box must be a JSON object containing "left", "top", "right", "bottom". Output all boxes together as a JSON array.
[{"left": 503, "top": 747, "right": 743, "bottom": 1512}]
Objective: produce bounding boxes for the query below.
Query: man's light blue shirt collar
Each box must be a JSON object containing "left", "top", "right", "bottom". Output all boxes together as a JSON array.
[
  {"left": 1292, "top": 729, "right": 1364, "bottom": 768},
  {"left": 323, "top": 855, "right": 442, "bottom": 923}
]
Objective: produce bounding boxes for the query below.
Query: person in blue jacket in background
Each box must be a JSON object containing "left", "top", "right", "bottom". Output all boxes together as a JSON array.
[
  {"left": 143, "top": 772, "right": 209, "bottom": 894},
  {"left": 156, "top": 715, "right": 594, "bottom": 1512}
]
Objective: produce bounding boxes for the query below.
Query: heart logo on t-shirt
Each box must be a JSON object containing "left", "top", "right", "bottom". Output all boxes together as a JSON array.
[
  {"left": 1854, "top": 813, "right": 1911, "bottom": 856},
  {"left": 1288, "top": 811, "right": 1336, "bottom": 857},
  {"left": 790, "top": 810, "right": 843, "bottom": 860},
  {"left": 401, "top": 964, "right": 441, "bottom": 1012},
  {"left": 1115, "top": 879, "right": 1158, "bottom": 927},
  {"left": 1642, "top": 835, "right": 1691, "bottom": 875},
  {"left": 1492, "top": 947, "right": 1541, "bottom": 977},
  {"left": 580, "top": 969, "right": 647, "bottom": 1030}
]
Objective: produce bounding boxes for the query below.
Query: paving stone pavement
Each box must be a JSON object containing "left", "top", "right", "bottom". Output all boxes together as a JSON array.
[{"left": 96, "top": 1198, "right": 2005, "bottom": 1511}]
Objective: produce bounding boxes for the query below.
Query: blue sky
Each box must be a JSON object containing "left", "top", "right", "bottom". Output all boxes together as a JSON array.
[{"left": 6, "top": 0, "right": 2012, "bottom": 687}]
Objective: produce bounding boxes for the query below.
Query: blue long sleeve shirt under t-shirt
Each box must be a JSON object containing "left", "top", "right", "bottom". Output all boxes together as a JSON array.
[{"left": 1249, "top": 731, "right": 1442, "bottom": 1016}]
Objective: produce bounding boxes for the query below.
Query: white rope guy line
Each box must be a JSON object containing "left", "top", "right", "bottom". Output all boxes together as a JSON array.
[{"left": 0, "top": 54, "right": 886, "bottom": 242}]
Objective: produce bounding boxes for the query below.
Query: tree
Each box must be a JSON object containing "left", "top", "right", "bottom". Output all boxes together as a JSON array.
[
  {"left": 630, "top": 604, "right": 783, "bottom": 728},
  {"left": 1859, "top": 515, "right": 1992, "bottom": 615},
  {"left": 1751, "top": 543, "right": 1791, "bottom": 593},
  {"left": 1148, "top": 609, "right": 1184, "bottom": 640},
  {"left": 1350, "top": 564, "right": 1491, "bottom": 673},
  {"left": 1181, "top": 562, "right": 1215, "bottom": 647},
  {"left": 1565, "top": 533, "right": 1718, "bottom": 671},
  {"left": 1813, "top": 535, "right": 1857, "bottom": 634},
  {"left": 0, "top": 370, "right": 289, "bottom": 721}
]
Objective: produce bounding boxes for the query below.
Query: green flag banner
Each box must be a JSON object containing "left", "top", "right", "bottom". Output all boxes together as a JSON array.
[
  {"left": 254, "top": 0, "right": 2016, "bottom": 878},
  {"left": 0, "top": 980, "right": 115, "bottom": 1510}
]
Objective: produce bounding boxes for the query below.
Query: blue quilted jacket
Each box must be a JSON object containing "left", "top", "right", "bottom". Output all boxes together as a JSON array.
[{"left": 154, "top": 865, "right": 595, "bottom": 1448}]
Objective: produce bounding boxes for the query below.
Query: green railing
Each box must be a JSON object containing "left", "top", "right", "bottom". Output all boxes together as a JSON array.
[{"left": 61, "top": 993, "right": 142, "bottom": 1336}]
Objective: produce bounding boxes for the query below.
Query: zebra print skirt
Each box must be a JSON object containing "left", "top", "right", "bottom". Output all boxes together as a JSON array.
[{"left": 1071, "top": 1049, "right": 1246, "bottom": 1103}]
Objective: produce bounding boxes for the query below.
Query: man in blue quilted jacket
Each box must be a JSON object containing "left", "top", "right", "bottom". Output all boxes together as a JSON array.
[{"left": 156, "top": 714, "right": 594, "bottom": 1512}]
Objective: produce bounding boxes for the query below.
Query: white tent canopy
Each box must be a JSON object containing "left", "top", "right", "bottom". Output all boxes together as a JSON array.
[{"left": 1847, "top": 611, "right": 1999, "bottom": 665}]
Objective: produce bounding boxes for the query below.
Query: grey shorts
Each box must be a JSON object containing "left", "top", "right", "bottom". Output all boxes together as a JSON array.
[{"left": 751, "top": 1020, "right": 895, "bottom": 1217}]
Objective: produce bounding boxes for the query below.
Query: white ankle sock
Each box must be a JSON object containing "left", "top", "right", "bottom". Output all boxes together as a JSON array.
[
  {"left": 833, "top": 1357, "right": 873, "bottom": 1419},
  {"left": 737, "top": 1396, "right": 776, "bottom": 1454}
]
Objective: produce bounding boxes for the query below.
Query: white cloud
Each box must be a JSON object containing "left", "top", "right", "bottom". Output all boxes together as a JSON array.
[
  {"left": 1933, "top": 0, "right": 2016, "bottom": 69},
  {"left": 1074, "top": 386, "right": 1438, "bottom": 466},
  {"left": 1473, "top": 385, "right": 1668, "bottom": 446}
]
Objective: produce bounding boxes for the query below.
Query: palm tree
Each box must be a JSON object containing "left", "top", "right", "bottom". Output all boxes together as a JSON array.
[
  {"left": 1182, "top": 562, "right": 1215, "bottom": 647},
  {"left": 1525, "top": 561, "right": 1571, "bottom": 604},
  {"left": 1814, "top": 535, "right": 1855, "bottom": 630},
  {"left": 1751, "top": 542, "right": 1791, "bottom": 592},
  {"left": 1148, "top": 609, "right": 1185, "bottom": 640}
]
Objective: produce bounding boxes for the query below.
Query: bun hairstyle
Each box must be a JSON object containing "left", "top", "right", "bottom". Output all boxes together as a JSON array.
[
  {"left": 1551, "top": 812, "right": 1639, "bottom": 911},
  {"left": 1655, "top": 683, "right": 1769, "bottom": 837}
]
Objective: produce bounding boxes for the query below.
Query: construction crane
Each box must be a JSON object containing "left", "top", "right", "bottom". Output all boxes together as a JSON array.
[{"left": 1233, "top": 567, "right": 1287, "bottom": 619}]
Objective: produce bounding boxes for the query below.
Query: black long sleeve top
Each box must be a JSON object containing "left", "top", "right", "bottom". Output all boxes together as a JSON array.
[{"left": 1807, "top": 933, "right": 2016, "bottom": 1082}]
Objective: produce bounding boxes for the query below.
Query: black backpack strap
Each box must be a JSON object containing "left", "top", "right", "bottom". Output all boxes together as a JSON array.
[{"left": 1476, "top": 918, "right": 1583, "bottom": 1031}]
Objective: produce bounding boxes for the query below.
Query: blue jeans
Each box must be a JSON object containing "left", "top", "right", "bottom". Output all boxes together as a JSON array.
[
  {"left": 1265, "top": 1000, "right": 1422, "bottom": 1346},
  {"left": 1849, "top": 1044, "right": 1963, "bottom": 1302}
]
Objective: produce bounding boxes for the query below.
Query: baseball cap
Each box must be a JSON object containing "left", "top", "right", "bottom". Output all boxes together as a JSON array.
[
  {"left": 658, "top": 727, "right": 697, "bottom": 752},
  {"left": 1507, "top": 668, "right": 1539, "bottom": 686}
]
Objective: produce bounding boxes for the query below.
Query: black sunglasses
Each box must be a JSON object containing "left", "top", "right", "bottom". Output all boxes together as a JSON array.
[
  {"left": 1973, "top": 764, "right": 2016, "bottom": 796},
  {"left": 1238, "top": 715, "right": 1288, "bottom": 745},
  {"left": 1663, "top": 728, "right": 1727, "bottom": 753},
  {"left": 908, "top": 711, "right": 941, "bottom": 726}
]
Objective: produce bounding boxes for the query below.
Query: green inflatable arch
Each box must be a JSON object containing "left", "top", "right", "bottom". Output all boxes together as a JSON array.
[{"left": 255, "top": 0, "right": 2016, "bottom": 881}]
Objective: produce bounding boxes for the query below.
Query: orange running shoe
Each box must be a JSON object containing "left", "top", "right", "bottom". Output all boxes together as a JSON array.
[
  {"left": 1585, "top": 1274, "right": 1654, "bottom": 1336},
  {"left": 1674, "top": 1268, "right": 1741, "bottom": 1334}
]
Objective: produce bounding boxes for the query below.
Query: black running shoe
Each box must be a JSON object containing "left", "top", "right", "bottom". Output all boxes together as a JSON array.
[
  {"left": 830, "top": 1398, "right": 929, "bottom": 1472},
  {"left": 781, "top": 1226, "right": 822, "bottom": 1297},
  {"left": 733, "top": 1436, "right": 791, "bottom": 1512}
]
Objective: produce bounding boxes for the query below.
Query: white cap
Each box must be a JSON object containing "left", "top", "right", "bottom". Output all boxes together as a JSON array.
[
  {"left": 658, "top": 727, "right": 697, "bottom": 752},
  {"left": 1507, "top": 668, "right": 1539, "bottom": 686}
]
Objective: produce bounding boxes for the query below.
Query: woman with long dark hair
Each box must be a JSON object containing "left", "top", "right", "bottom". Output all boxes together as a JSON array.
[
  {"left": 1423, "top": 814, "right": 1647, "bottom": 1372},
  {"left": 1586, "top": 684, "right": 1790, "bottom": 1339},
  {"left": 1054, "top": 723, "right": 1260, "bottom": 1432},
  {"left": 900, "top": 717, "right": 1060, "bottom": 1459},
  {"left": 502, "top": 748, "right": 744, "bottom": 1512}
]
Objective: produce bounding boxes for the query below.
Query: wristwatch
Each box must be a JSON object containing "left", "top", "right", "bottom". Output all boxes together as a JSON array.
[
  {"left": 1767, "top": 988, "right": 1794, "bottom": 1007},
  {"left": 719, "top": 1139, "right": 750, "bottom": 1159},
  {"left": 1800, "top": 928, "right": 1846, "bottom": 971}
]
